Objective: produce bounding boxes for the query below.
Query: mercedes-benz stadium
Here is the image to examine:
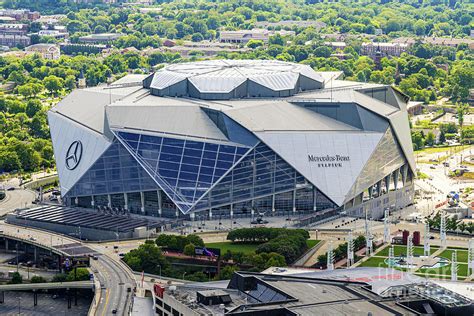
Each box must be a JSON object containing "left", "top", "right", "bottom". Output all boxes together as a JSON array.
[{"left": 48, "top": 60, "right": 415, "bottom": 220}]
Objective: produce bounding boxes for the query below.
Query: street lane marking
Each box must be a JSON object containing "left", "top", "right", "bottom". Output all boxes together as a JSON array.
[{"left": 101, "top": 288, "right": 110, "bottom": 316}]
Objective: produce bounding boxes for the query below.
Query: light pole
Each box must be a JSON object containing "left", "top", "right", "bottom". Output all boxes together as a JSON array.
[{"left": 182, "top": 272, "right": 186, "bottom": 281}]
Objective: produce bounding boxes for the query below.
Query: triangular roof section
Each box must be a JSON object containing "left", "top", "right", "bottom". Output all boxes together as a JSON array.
[
  {"left": 256, "top": 131, "right": 384, "bottom": 206},
  {"left": 344, "top": 126, "right": 407, "bottom": 203},
  {"left": 48, "top": 111, "right": 112, "bottom": 196},
  {"left": 113, "top": 129, "right": 252, "bottom": 213},
  {"left": 388, "top": 110, "right": 416, "bottom": 172}
]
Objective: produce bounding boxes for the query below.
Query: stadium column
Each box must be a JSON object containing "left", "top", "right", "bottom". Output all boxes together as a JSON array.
[
  {"left": 140, "top": 192, "right": 145, "bottom": 214},
  {"left": 91, "top": 195, "right": 95, "bottom": 208},
  {"left": 313, "top": 187, "right": 317, "bottom": 211},
  {"left": 107, "top": 195, "right": 111, "bottom": 208},
  {"left": 209, "top": 209, "right": 213, "bottom": 220},
  {"left": 401, "top": 165, "right": 408, "bottom": 186},
  {"left": 124, "top": 193, "right": 128, "bottom": 211},
  {"left": 392, "top": 169, "right": 399, "bottom": 190},
  {"left": 376, "top": 180, "right": 382, "bottom": 197},
  {"left": 230, "top": 204, "right": 233, "bottom": 219},
  {"left": 384, "top": 175, "right": 390, "bottom": 193},
  {"left": 293, "top": 189, "right": 297, "bottom": 213},
  {"left": 157, "top": 190, "right": 162, "bottom": 217},
  {"left": 272, "top": 194, "right": 276, "bottom": 214}
]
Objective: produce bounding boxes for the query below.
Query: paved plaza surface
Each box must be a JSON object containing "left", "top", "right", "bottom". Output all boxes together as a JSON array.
[{"left": 0, "top": 291, "right": 91, "bottom": 315}]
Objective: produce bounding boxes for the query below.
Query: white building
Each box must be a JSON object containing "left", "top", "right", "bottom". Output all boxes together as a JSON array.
[{"left": 25, "top": 43, "right": 60, "bottom": 60}]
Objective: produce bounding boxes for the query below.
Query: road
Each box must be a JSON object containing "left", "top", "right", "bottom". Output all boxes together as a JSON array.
[
  {"left": 0, "top": 188, "right": 36, "bottom": 216},
  {"left": 0, "top": 222, "right": 136, "bottom": 316},
  {"left": 92, "top": 255, "right": 135, "bottom": 316}
]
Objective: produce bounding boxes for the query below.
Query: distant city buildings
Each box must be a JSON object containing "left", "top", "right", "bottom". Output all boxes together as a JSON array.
[
  {"left": 0, "top": 23, "right": 28, "bottom": 35},
  {"left": 0, "top": 34, "right": 30, "bottom": 47},
  {"left": 0, "top": 9, "right": 39, "bottom": 21},
  {"left": 255, "top": 20, "right": 326, "bottom": 30},
  {"left": 219, "top": 29, "right": 295, "bottom": 44},
  {"left": 156, "top": 41, "right": 250, "bottom": 57},
  {"left": 361, "top": 42, "right": 409, "bottom": 57},
  {"left": 323, "top": 41, "right": 346, "bottom": 50},
  {"left": 392, "top": 36, "right": 474, "bottom": 49},
  {"left": 78, "top": 33, "right": 123, "bottom": 44},
  {"left": 37, "top": 29, "right": 69, "bottom": 40},
  {"left": 25, "top": 43, "right": 61, "bottom": 60}
]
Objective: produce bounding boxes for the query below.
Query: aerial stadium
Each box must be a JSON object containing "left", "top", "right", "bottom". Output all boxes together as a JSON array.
[{"left": 47, "top": 59, "right": 415, "bottom": 220}]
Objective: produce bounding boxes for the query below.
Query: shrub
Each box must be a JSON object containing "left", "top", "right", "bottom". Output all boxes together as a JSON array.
[
  {"left": 30, "top": 275, "right": 47, "bottom": 283},
  {"left": 9, "top": 272, "right": 22, "bottom": 284}
]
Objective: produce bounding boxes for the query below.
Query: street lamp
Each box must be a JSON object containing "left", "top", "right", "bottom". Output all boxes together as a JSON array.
[{"left": 182, "top": 272, "right": 186, "bottom": 281}]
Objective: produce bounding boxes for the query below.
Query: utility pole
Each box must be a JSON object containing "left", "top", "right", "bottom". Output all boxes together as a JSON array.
[
  {"left": 406, "top": 234, "right": 414, "bottom": 271},
  {"left": 347, "top": 231, "right": 354, "bottom": 268},
  {"left": 451, "top": 250, "right": 458, "bottom": 281},
  {"left": 327, "top": 242, "right": 334, "bottom": 271},
  {"left": 388, "top": 245, "right": 395, "bottom": 268},
  {"left": 440, "top": 211, "right": 447, "bottom": 249},
  {"left": 365, "top": 214, "right": 373, "bottom": 256},
  {"left": 468, "top": 239, "right": 474, "bottom": 276},
  {"left": 383, "top": 209, "right": 390, "bottom": 244},
  {"left": 424, "top": 222, "right": 430, "bottom": 257}
]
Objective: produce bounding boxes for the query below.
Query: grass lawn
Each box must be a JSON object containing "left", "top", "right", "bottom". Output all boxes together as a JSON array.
[
  {"left": 438, "top": 249, "right": 469, "bottom": 263},
  {"left": 415, "top": 145, "right": 470, "bottom": 155},
  {"left": 306, "top": 240, "right": 321, "bottom": 248},
  {"left": 417, "top": 263, "right": 470, "bottom": 277},
  {"left": 358, "top": 256, "right": 389, "bottom": 268},
  {"left": 375, "top": 245, "right": 438, "bottom": 257},
  {"left": 206, "top": 240, "right": 320, "bottom": 255},
  {"left": 358, "top": 256, "right": 409, "bottom": 271}
]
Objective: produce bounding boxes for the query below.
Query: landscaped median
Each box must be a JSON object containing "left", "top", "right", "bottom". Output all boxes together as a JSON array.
[
  {"left": 122, "top": 227, "right": 319, "bottom": 281},
  {"left": 355, "top": 244, "right": 472, "bottom": 280}
]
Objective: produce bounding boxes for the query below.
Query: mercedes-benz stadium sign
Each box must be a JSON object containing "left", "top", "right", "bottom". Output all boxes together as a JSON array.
[{"left": 65, "top": 140, "right": 83, "bottom": 170}]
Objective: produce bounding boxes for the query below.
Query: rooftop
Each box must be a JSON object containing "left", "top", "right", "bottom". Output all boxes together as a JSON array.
[{"left": 144, "top": 59, "right": 324, "bottom": 99}]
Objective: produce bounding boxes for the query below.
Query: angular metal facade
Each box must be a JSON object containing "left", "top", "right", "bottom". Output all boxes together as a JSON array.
[{"left": 51, "top": 60, "right": 415, "bottom": 218}]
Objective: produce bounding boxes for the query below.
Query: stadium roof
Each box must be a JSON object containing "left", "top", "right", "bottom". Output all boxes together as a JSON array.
[{"left": 49, "top": 60, "right": 415, "bottom": 207}]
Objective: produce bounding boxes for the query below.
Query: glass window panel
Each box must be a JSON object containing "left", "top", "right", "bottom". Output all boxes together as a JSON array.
[
  {"left": 185, "top": 140, "right": 203, "bottom": 150},
  {"left": 161, "top": 145, "right": 184, "bottom": 155},
  {"left": 204, "top": 143, "right": 218, "bottom": 152},
  {"left": 141, "top": 134, "right": 162, "bottom": 144},
  {"left": 179, "top": 171, "right": 198, "bottom": 182},
  {"left": 219, "top": 145, "right": 235, "bottom": 154},
  {"left": 183, "top": 148, "right": 202, "bottom": 158},
  {"left": 159, "top": 153, "right": 181, "bottom": 163},
  {"left": 201, "top": 158, "right": 216, "bottom": 167},
  {"left": 181, "top": 156, "right": 201, "bottom": 166},
  {"left": 180, "top": 163, "right": 199, "bottom": 174},
  {"left": 162, "top": 137, "right": 185, "bottom": 147},
  {"left": 202, "top": 150, "right": 217, "bottom": 160}
]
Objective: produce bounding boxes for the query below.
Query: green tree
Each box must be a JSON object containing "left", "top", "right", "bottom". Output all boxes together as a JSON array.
[
  {"left": 183, "top": 243, "right": 195, "bottom": 256},
  {"left": 246, "top": 39, "right": 264, "bottom": 49},
  {"left": 9, "top": 272, "right": 22, "bottom": 284},
  {"left": 411, "top": 131, "right": 424, "bottom": 150},
  {"left": 425, "top": 131, "right": 435, "bottom": 147},
  {"left": 66, "top": 268, "right": 90, "bottom": 281},
  {"left": 43, "top": 75, "right": 64, "bottom": 95}
]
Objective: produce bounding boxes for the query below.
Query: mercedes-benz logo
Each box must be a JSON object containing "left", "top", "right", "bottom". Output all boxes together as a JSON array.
[{"left": 65, "top": 141, "right": 83, "bottom": 170}]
